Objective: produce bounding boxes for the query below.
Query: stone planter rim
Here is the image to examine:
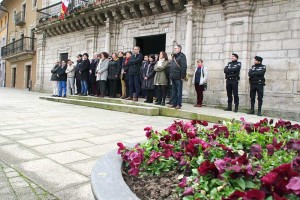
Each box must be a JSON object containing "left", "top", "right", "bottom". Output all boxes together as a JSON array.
[{"left": 91, "top": 146, "right": 139, "bottom": 200}]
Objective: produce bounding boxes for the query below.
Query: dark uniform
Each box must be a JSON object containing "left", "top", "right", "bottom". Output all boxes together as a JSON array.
[
  {"left": 224, "top": 57, "right": 241, "bottom": 112},
  {"left": 248, "top": 56, "right": 266, "bottom": 116}
]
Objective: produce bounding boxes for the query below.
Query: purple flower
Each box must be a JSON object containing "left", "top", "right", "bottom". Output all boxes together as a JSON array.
[
  {"left": 178, "top": 177, "right": 187, "bottom": 188},
  {"left": 117, "top": 142, "right": 125, "bottom": 154},
  {"left": 183, "top": 187, "right": 194, "bottom": 196},
  {"left": 286, "top": 176, "right": 300, "bottom": 195},
  {"left": 144, "top": 126, "right": 152, "bottom": 138},
  {"left": 223, "top": 190, "right": 245, "bottom": 200},
  {"left": 266, "top": 144, "right": 275, "bottom": 156},
  {"left": 250, "top": 144, "right": 262, "bottom": 159},
  {"left": 292, "top": 156, "right": 300, "bottom": 172},
  {"left": 198, "top": 160, "right": 218, "bottom": 177},
  {"left": 214, "top": 159, "right": 227, "bottom": 174}
]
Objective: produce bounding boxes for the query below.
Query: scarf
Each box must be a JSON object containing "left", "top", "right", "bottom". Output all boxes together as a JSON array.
[{"left": 157, "top": 58, "right": 165, "bottom": 67}]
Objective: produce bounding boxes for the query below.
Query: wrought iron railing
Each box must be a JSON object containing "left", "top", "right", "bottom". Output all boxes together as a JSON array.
[
  {"left": 37, "top": 0, "right": 110, "bottom": 24},
  {"left": 15, "top": 11, "right": 26, "bottom": 26},
  {"left": 1, "top": 37, "right": 36, "bottom": 57}
]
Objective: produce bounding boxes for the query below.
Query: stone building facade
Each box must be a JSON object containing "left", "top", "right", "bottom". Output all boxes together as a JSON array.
[{"left": 35, "top": 0, "right": 300, "bottom": 120}]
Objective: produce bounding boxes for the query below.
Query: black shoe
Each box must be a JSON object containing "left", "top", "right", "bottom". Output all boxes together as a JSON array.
[
  {"left": 161, "top": 102, "right": 165, "bottom": 106},
  {"left": 144, "top": 100, "right": 149, "bottom": 103},
  {"left": 78, "top": 93, "right": 82, "bottom": 96},
  {"left": 224, "top": 107, "right": 232, "bottom": 111},
  {"left": 155, "top": 102, "right": 161, "bottom": 105},
  {"left": 62, "top": 95, "right": 67, "bottom": 98},
  {"left": 234, "top": 105, "right": 238, "bottom": 113},
  {"left": 248, "top": 109, "right": 255, "bottom": 114},
  {"left": 57, "top": 95, "right": 62, "bottom": 97}
]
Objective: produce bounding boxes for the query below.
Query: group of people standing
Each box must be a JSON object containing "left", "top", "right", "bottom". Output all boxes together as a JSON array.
[{"left": 50, "top": 46, "right": 266, "bottom": 115}]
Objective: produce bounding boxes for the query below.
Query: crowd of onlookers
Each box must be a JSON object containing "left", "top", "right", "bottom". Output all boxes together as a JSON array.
[
  {"left": 50, "top": 45, "right": 194, "bottom": 109},
  {"left": 50, "top": 45, "right": 266, "bottom": 115}
]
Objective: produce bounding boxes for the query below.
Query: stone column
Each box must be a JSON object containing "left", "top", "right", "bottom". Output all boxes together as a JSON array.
[
  {"left": 185, "top": 3, "right": 193, "bottom": 68},
  {"left": 104, "top": 19, "right": 111, "bottom": 53}
]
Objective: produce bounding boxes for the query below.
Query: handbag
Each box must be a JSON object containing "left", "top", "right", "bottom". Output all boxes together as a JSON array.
[{"left": 201, "top": 67, "right": 207, "bottom": 91}]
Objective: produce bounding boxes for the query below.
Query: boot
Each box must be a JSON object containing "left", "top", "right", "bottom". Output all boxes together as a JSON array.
[
  {"left": 224, "top": 104, "right": 232, "bottom": 111},
  {"left": 247, "top": 107, "right": 255, "bottom": 114},
  {"left": 161, "top": 99, "right": 166, "bottom": 106},
  {"left": 234, "top": 104, "right": 238, "bottom": 113},
  {"left": 257, "top": 107, "right": 262, "bottom": 116}
]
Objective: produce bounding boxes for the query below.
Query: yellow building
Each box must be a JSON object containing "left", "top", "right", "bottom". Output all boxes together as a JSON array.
[
  {"left": 1, "top": 0, "right": 41, "bottom": 90},
  {"left": 0, "top": 6, "right": 8, "bottom": 87}
]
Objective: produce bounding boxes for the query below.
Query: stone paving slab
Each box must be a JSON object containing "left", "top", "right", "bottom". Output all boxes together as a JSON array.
[
  {"left": 16, "top": 159, "right": 89, "bottom": 193},
  {"left": 46, "top": 151, "right": 91, "bottom": 164},
  {"left": 55, "top": 182, "right": 94, "bottom": 200},
  {"left": 0, "top": 144, "right": 42, "bottom": 164},
  {"left": 17, "top": 138, "right": 53, "bottom": 147},
  {"left": 66, "top": 158, "right": 98, "bottom": 177}
]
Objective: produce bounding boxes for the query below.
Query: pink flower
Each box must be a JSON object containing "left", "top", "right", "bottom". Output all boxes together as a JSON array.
[
  {"left": 259, "top": 126, "right": 270, "bottom": 133},
  {"left": 286, "top": 176, "right": 300, "bottom": 195},
  {"left": 128, "top": 167, "right": 139, "bottom": 176},
  {"left": 144, "top": 126, "right": 153, "bottom": 138},
  {"left": 117, "top": 142, "right": 125, "bottom": 154},
  {"left": 243, "top": 189, "right": 265, "bottom": 200},
  {"left": 178, "top": 177, "right": 187, "bottom": 188},
  {"left": 266, "top": 144, "right": 275, "bottom": 156},
  {"left": 183, "top": 187, "right": 194, "bottom": 196},
  {"left": 170, "top": 131, "right": 182, "bottom": 141},
  {"left": 250, "top": 144, "right": 262, "bottom": 159},
  {"left": 147, "top": 151, "right": 162, "bottom": 164}
]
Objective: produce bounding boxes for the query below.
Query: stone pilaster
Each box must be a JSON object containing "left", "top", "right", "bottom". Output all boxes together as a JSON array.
[{"left": 105, "top": 19, "right": 111, "bottom": 53}]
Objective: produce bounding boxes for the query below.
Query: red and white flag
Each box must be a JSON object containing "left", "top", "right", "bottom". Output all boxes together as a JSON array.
[{"left": 61, "top": 0, "right": 70, "bottom": 19}]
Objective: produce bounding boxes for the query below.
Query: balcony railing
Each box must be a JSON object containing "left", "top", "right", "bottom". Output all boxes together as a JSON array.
[
  {"left": 37, "top": 0, "right": 101, "bottom": 23},
  {"left": 15, "top": 11, "right": 26, "bottom": 26},
  {"left": 1, "top": 37, "right": 36, "bottom": 58}
]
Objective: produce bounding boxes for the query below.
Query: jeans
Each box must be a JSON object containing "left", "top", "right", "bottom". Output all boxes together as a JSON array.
[
  {"left": 171, "top": 79, "right": 183, "bottom": 107},
  {"left": 58, "top": 81, "right": 66, "bottom": 97},
  {"left": 129, "top": 74, "right": 141, "bottom": 98},
  {"left": 80, "top": 80, "right": 88, "bottom": 95},
  {"left": 67, "top": 77, "right": 75, "bottom": 95}
]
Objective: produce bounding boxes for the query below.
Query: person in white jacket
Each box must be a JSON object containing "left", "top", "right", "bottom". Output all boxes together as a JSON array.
[
  {"left": 95, "top": 52, "right": 109, "bottom": 97},
  {"left": 65, "top": 59, "right": 76, "bottom": 95},
  {"left": 192, "top": 59, "right": 208, "bottom": 107}
]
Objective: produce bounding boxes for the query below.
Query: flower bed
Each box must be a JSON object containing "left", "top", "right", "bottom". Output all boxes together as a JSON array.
[{"left": 118, "top": 118, "right": 300, "bottom": 200}]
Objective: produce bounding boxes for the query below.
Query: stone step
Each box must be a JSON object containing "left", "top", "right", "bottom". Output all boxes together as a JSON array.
[
  {"left": 39, "top": 97, "right": 160, "bottom": 116},
  {"left": 40, "top": 96, "right": 228, "bottom": 123}
]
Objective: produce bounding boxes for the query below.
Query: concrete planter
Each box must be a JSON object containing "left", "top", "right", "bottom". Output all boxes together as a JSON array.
[{"left": 91, "top": 149, "right": 139, "bottom": 200}]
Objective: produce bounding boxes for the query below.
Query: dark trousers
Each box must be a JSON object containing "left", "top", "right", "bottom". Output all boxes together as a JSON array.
[
  {"left": 171, "top": 79, "right": 183, "bottom": 107},
  {"left": 97, "top": 80, "right": 106, "bottom": 97},
  {"left": 76, "top": 77, "right": 81, "bottom": 94},
  {"left": 250, "top": 84, "right": 264, "bottom": 108},
  {"left": 125, "top": 78, "right": 129, "bottom": 98},
  {"left": 156, "top": 85, "right": 167, "bottom": 103},
  {"left": 146, "top": 89, "right": 154, "bottom": 103},
  {"left": 226, "top": 79, "right": 239, "bottom": 105},
  {"left": 129, "top": 74, "right": 141, "bottom": 98},
  {"left": 109, "top": 79, "right": 118, "bottom": 98},
  {"left": 195, "top": 84, "right": 204, "bottom": 105},
  {"left": 87, "top": 79, "right": 92, "bottom": 95},
  {"left": 90, "top": 82, "right": 97, "bottom": 95}
]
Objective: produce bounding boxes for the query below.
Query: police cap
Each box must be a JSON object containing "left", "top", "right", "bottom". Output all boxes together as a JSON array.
[{"left": 254, "top": 56, "right": 263, "bottom": 62}]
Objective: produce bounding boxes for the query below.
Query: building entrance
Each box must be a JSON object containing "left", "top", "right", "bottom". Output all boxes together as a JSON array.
[{"left": 135, "top": 34, "right": 166, "bottom": 56}]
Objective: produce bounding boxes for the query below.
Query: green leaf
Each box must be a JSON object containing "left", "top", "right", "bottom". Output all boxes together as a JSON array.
[
  {"left": 236, "top": 179, "right": 245, "bottom": 190},
  {"left": 245, "top": 181, "right": 257, "bottom": 189},
  {"left": 265, "top": 196, "right": 273, "bottom": 200},
  {"left": 183, "top": 196, "right": 194, "bottom": 200}
]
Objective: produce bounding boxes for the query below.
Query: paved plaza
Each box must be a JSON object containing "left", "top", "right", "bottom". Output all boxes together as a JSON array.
[
  {"left": 0, "top": 88, "right": 180, "bottom": 200},
  {"left": 0, "top": 88, "right": 299, "bottom": 200}
]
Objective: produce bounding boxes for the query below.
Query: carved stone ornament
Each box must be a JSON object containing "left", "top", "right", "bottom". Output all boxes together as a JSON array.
[{"left": 141, "top": 16, "right": 155, "bottom": 26}]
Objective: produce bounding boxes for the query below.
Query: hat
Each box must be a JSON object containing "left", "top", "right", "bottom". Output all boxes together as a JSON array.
[
  {"left": 232, "top": 53, "right": 239, "bottom": 59},
  {"left": 254, "top": 56, "right": 263, "bottom": 62}
]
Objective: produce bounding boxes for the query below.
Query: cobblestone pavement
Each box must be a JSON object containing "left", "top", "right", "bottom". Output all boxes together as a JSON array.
[
  {"left": 0, "top": 88, "right": 181, "bottom": 200},
  {"left": 0, "top": 160, "right": 57, "bottom": 200}
]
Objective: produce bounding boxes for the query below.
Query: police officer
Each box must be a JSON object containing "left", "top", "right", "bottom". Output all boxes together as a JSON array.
[
  {"left": 248, "top": 56, "right": 266, "bottom": 116},
  {"left": 224, "top": 53, "right": 241, "bottom": 112}
]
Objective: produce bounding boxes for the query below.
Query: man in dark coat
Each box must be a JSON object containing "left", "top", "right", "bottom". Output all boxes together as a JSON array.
[
  {"left": 89, "top": 53, "right": 99, "bottom": 96},
  {"left": 248, "top": 56, "right": 266, "bottom": 116},
  {"left": 224, "top": 53, "right": 241, "bottom": 112},
  {"left": 168, "top": 45, "right": 187, "bottom": 109},
  {"left": 79, "top": 53, "right": 90, "bottom": 96},
  {"left": 124, "top": 46, "right": 143, "bottom": 101},
  {"left": 75, "top": 54, "right": 82, "bottom": 95},
  {"left": 57, "top": 61, "right": 67, "bottom": 97}
]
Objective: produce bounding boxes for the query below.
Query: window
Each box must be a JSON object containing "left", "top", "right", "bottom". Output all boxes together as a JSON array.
[
  {"left": 13, "top": 10, "right": 17, "bottom": 24},
  {"left": 22, "top": 4, "right": 26, "bottom": 20}
]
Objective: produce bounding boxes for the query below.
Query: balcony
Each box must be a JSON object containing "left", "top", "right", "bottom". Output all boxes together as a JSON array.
[
  {"left": 36, "top": 0, "right": 189, "bottom": 37},
  {"left": 15, "top": 11, "right": 26, "bottom": 26},
  {"left": 1, "top": 37, "right": 36, "bottom": 62}
]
